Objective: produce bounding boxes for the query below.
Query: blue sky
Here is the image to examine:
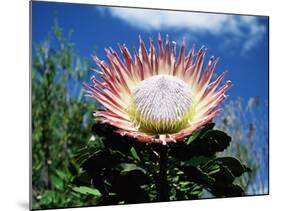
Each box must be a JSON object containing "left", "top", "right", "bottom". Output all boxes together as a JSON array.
[{"left": 32, "top": 1, "right": 269, "bottom": 103}]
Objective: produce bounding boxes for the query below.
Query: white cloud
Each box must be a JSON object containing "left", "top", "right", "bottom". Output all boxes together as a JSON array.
[
  {"left": 109, "top": 8, "right": 230, "bottom": 34},
  {"left": 241, "top": 19, "right": 266, "bottom": 53},
  {"left": 101, "top": 7, "right": 266, "bottom": 53}
]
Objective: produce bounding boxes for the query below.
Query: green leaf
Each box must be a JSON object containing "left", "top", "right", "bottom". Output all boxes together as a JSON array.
[
  {"left": 87, "top": 136, "right": 105, "bottom": 149},
  {"left": 185, "top": 123, "right": 215, "bottom": 145},
  {"left": 119, "top": 163, "right": 146, "bottom": 174},
  {"left": 186, "top": 155, "right": 213, "bottom": 167},
  {"left": 40, "top": 191, "right": 56, "bottom": 205},
  {"left": 130, "top": 147, "right": 141, "bottom": 161},
  {"left": 169, "top": 127, "right": 232, "bottom": 161},
  {"left": 53, "top": 176, "right": 64, "bottom": 191},
  {"left": 201, "top": 130, "right": 231, "bottom": 152},
  {"left": 72, "top": 171, "right": 91, "bottom": 187},
  {"left": 201, "top": 160, "right": 236, "bottom": 186},
  {"left": 73, "top": 186, "right": 102, "bottom": 197},
  {"left": 91, "top": 123, "right": 134, "bottom": 153},
  {"left": 213, "top": 157, "right": 250, "bottom": 177},
  {"left": 80, "top": 150, "right": 124, "bottom": 174},
  {"left": 204, "top": 164, "right": 220, "bottom": 175},
  {"left": 56, "top": 170, "right": 67, "bottom": 180},
  {"left": 181, "top": 166, "right": 215, "bottom": 186},
  {"left": 210, "top": 183, "right": 244, "bottom": 197},
  {"left": 217, "top": 165, "right": 235, "bottom": 184}
]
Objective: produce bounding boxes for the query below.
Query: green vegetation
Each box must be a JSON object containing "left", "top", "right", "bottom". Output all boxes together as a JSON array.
[
  {"left": 32, "top": 21, "right": 96, "bottom": 209},
  {"left": 72, "top": 122, "right": 249, "bottom": 205}
]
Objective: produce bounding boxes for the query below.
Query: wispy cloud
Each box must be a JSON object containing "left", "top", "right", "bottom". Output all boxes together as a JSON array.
[{"left": 100, "top": 7, "right": 266, "bottom": 54}]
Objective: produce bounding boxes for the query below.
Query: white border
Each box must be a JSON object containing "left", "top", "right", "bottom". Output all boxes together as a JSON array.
[{"left": 1, "top": 0, "right": 280, "bottom": 211}]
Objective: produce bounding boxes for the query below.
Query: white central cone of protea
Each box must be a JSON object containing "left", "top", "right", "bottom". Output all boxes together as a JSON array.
[
  {"left": 85, "top": 34, "right": 232, "bottom": 144},
  {"left": 130, "top": 75, "right": 193, "bottom": 134}
]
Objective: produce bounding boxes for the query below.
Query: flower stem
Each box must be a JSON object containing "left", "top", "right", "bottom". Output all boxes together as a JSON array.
[{"left": 155, "top": 145, "right": 169, "bottom": 201}]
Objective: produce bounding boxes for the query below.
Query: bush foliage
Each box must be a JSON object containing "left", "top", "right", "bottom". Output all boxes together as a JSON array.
[
  {"left": 72, "top": 123, "right": 250, "bottom": 205},
  {"left": 32, "top": 20, "right": 96, "bottom": 209}
]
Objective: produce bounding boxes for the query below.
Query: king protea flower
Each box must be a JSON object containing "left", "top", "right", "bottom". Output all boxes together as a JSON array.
[{"left": 85, "top": 34, "right": 231, "bottom": 145}]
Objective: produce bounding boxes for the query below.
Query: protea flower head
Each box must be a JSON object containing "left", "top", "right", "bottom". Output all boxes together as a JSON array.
[{"left": 85, "top": 34, "right": 231, "bottom": 145}]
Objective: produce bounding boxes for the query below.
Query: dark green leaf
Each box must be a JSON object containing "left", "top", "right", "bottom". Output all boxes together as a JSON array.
[
  {"left": 72, "top": 171, "right": 91, "bottom": 187},
  {"left": 181, "top": 166, "right": 215, "bottom": 186},
  {"left": 73, "top": 186, "right": 102, "bottom": 197},
  {"left": 185, "top": 123, "right": 215, "bottom": 145},
  {"left": 210, "top": 183, "right": 244, "bottom": 197},
  {"left": 209, "top": 164, "right": 235, "bottom": 184},
  {"left": 105, "top": 169, "right": 150, "bottom": 203},
  {"left": 204, "top": 164, "right": 220, "bottom": 175},
  {"left": 40, "top": 191, "right": 56, "bottom": 206},
  {"left": 201, "top": 130, "right": 231, "bottom": 152},
  {"left": 118, "top": 163, "right": 146, "bottom": 174},
  {"left": 87, "top": 136, "right": 105, "bottom": 149},
  {"left": 169, "top": 128, "right": 231, "bottom": 161},
  {"left": 211, "top": 157, "right": 250, "bottom": 177},
  {"left": 130, "top": 147, "right": 141, "bottom": 161},
  {"left": 186, "top": 155, "right": 213, "bottom": 167}
]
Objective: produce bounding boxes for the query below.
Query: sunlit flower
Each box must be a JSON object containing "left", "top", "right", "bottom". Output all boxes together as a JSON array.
[{"left": 85, "top": 34, "right": 231, "bottom": 145}]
